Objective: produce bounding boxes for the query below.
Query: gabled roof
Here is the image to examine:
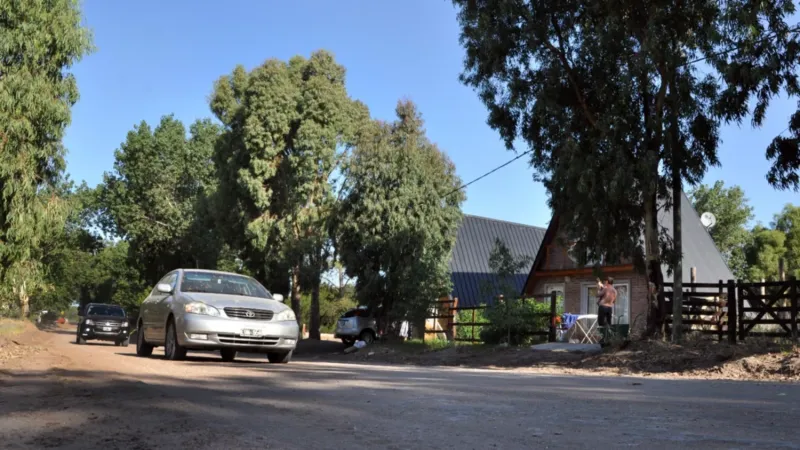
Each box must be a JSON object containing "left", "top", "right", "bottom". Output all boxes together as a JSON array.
[
  {"left": 523, "top": 191, "right": 734, "bottom": 287},
  {"left": 658, "top": 191, "right": 734, "bottom": 283},
  {"left": 450, "top": 215, "right": 546, "bottom": 308}
]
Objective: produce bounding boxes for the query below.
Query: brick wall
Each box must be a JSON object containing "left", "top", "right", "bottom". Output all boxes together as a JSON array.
[{"left": 528, "top": 271, "right": 649, "bottom": 335}]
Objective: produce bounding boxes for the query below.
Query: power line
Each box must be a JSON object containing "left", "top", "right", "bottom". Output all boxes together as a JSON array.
[
  {"left": 444, "top": 26, "right": 800, "bottom": 198},
  {"left": 443, "top": 150, "right": 532, "bottom": 198}
]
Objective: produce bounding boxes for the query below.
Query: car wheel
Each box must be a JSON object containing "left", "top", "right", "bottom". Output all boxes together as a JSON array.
[
  {"left": 220, "top": 348, "right": 237, "bottom": 362},
  {"left": 76, "top": 333, "right": 86, "bottom": 345},
  {"left": 136, "top": 324, "right": 154, "bottom": 357},
  {"left": 341, "top": 338, "right": 355, "bottom": 346},
  {"left": 267, "top": 350, "right": 292, "bottom": 364},
  {"left": 164, "top": 319, "right": 187, "bottom": 361},
  {"left": 120, "top": 338, "right": 130, "bottom": 347},
  {"left": 114, "top": 341, "right": 122, "bottom": 347},
  {"left": 359, "top": 330, "right": 375, "bottom": 345}
]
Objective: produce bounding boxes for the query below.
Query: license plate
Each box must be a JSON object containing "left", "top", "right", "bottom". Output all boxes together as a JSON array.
[
  {"left": 102, "top": 327, "right": 112, "bottom": 331},
  {"left": 241, "top": 328, "right": 263, "bottom": 337}
]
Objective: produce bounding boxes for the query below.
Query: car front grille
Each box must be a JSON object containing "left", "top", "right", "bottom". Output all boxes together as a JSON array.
[
  {"left": 94, "top": 321, "right": 121, "bottom": 330},
  {"left": 217, "top": 334, "right": 280, "bottom": 346},
  {"left": 224, "top": 307, "right": 274, "bottom": 321}
]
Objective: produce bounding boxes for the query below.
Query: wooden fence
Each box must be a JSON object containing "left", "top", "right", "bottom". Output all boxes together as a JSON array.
[
  {"left": 661, "top": 278, "right": 799, "bottom": 343},
  {"left": 424, "top": 292, "right": 559, "bottom": 344}
]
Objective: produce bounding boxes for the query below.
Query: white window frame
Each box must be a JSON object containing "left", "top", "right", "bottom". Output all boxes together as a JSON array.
[
  {"left": 543, "top": 283, "right": 565, "bottom": 297},
  {"left": 580, "top": 280, "right": 630, "bottom": 325}
]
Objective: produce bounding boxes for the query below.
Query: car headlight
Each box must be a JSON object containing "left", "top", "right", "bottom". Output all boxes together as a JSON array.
[
  {"left": 274, "top": 308, "right": 296, "bottom": 321},
  {"left": 184, "top": 302, "right": 220, "bottom": 317},
  {"left": 85, "top": 319, "right": 94, "bottom": 325},
  {"left": 121, "top": 322, "right": 128, "bottom": 328}
]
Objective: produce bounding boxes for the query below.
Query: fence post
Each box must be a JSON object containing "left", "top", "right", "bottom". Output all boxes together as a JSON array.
[
  {"left": 736, "top": 279, "right": 745, "bottom": 342},
  {"left": 727, "top": 279, "right": 737, "bottom": 344},
  {"left": 791, "top": 276, "right": 798, "bottom": 342},
  {"left": 717, "top": 280, "right": 723, "bottom": 342},
  {"left": 548, "top": 291, "right": 557, "bottom": 343}
]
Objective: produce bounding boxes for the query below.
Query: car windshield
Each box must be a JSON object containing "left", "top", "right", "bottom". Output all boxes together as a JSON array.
[
  {"left": 180, "top": 272, "right": 272, "bottom": 299},
  {"left": 87, "top": 305, "right": 125, "bottom": 317}
]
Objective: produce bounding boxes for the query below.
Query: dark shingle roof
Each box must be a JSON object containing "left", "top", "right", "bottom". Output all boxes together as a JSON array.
[
  {"left": 658, "top": 191, "right": 734, "bottom": 283},
  {"left": 449, "top": 215, "right": 547, "bottom": 308}
]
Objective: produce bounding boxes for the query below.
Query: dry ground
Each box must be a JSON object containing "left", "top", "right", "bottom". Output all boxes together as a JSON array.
[{"left": 2, "top": 321, "right": 800, "bottom": 449}]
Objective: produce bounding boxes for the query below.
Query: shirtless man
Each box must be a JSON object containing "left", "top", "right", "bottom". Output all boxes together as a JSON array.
[{"left": 596, "top": 277, "right": 617, "bottom": 339}]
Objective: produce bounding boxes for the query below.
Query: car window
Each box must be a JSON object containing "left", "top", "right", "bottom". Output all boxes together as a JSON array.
[
  {"left": 86, "top": 305, "right": 126, "bottom": 317},
  {"left": 180, "top": 271, "right": 272, "bottom": 299}
]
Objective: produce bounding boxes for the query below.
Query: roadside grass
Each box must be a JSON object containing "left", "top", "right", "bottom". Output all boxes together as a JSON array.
[{"left": 0, "top": 319, "right": 26, "bottom": 336}]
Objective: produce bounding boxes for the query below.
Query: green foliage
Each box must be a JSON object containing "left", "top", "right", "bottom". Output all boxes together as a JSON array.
[
  {"left": 0, "top": 0, "right": 93, "bottom": 316},
  {"left": 452, "top": 0, "right": 800, "bottom": 295},
  {"left": 774, "top": 204, "right": 800, "bottom": 279},
  {"left": 688, "top": 182, "right": 754, "bottom": 279},
  {"left": 298, "top": 283, "right": 356, "bottom": 333},
  {"left": 480, "top": 300, "right": 551, "bottom": 346},
  {"left": 742, "top": 204, "right": 800, "bottom": 281},
  {"left": 98, "top": 115, "right": 222, "bottom": 285},
  {"left": 209, "top": 50, "right": 369, "bottom": 329},
  {"left": 456, "top": 308, "right": 487, "bottom": 341},
  {"left": 334, "top": 101, "right": 465, "bottom": 324}
]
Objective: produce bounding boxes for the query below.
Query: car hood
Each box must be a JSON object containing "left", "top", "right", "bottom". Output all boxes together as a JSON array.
[
  {"left": 87, "top": 315, "right": 127, "bottom": 323},
  {"left": 182, "top": 293, "right": 288, "bottom": 312}
]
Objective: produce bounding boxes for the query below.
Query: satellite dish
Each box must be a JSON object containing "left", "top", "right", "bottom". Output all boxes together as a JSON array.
[{"left": 700, "top": 212, "right": 717, "bottom": 229}]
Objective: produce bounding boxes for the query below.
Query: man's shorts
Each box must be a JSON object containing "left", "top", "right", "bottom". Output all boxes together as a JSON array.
[{"left": 598, "top": 305, "right": 613, "bottom": 327}]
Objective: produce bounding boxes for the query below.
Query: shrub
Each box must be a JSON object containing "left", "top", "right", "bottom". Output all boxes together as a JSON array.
[
  {"left": 455, "top": 308, "right": 488, "bottom": 341},
  {"left": 480, "top": 298, "right": 552, "bottom": 346}
]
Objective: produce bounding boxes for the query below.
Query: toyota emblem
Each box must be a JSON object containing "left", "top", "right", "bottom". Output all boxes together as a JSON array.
[{"left": 245, "top": 310, "right": 255, "bottom": 318}]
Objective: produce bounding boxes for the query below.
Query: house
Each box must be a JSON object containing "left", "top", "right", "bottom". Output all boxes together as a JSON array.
[
  {"left": 521, "top": 191, "right": 734, "bottom": 334},
  {"left": 449, "top": 215, "right": 547, "bottom": 308}
]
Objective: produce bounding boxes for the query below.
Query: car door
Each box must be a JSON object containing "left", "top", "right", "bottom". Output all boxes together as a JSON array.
[{"left": 148, "top": 272, "right": 178, "bottom": 342}]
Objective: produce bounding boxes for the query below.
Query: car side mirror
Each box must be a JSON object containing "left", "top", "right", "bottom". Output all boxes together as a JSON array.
[
  {"left": 156, "top": 283, "right": 173, "bottom": 294},
  {"left": 272, "top": 293, "right": 285, "bottom": 303}
]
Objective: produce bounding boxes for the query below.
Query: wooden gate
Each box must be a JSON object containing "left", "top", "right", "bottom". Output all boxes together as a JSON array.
[{"left": 738, "top": 280, "right": 799, "bottom": 340}]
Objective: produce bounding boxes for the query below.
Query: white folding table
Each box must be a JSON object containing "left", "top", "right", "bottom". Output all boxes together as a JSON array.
[{"left": 569, "top": 314, "right": 599, "bottom": 344}]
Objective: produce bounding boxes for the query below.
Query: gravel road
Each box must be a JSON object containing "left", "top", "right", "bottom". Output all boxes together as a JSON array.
[{"left": 2, "top": 327, "right": 800, "bottom": 449}]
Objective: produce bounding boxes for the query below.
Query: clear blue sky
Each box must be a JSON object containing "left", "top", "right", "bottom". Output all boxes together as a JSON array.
[{"left": 64, "top": 0, "right": 797, "bottom": 229}]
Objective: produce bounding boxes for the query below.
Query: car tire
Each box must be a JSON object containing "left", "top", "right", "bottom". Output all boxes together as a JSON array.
[
  {"left": 341, "top": 338, "right": 355, "bottom": 346},
  {"left": 164, "top": 319, "right": 187, "bottom": 361},
  {"left": 76, "top": 334, "right": 86, "bottom": 345},
  {"left": 136, "top": 324, "right": 154, "bottom": 357},
  {"left": 267, "top": 350, "right": 292, "bottom": 364},
  {"left": 359, "top": 330, "right": 375, "bottom": 345},
  {"left": 220, "top": 348, "right": 237, "bottom": 362},
  {"left": 120, "top": 338, "right": 130, "bottom": 347},
  {"left": 114, "top": 340, "right": 122, "bottom": 347}
]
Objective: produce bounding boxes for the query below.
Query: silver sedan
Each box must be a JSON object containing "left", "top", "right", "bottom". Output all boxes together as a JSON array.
[{"left": 135, "top": 269, "right": 299, "bottom": 363}]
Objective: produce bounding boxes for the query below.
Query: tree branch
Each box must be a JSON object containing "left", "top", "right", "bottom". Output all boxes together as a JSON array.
[{"left": 545, "top": 16, "right": 602, "bottom": 132}]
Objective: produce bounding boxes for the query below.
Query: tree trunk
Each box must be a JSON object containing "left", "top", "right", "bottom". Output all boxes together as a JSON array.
[
  {"left": 669, "top": 73, "right": 684, "bottom": 343},
  {"left": 309, "top": 275, "right": 321, "bottom": 340},
  {"left": 290, "top": 265, "right": 302, "bottom": 326},
  {"left": 643, "top": 182, "right": 662, "bottom": 336},
  {"left": 19, "top": 282, "right": 30, "bottom": 318}
]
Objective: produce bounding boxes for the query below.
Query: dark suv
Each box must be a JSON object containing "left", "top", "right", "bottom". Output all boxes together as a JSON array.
[{"left": 76, "top": 303, "right": 130, "bottom": 346}]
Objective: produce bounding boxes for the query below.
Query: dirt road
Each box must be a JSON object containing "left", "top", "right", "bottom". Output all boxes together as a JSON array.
[{"left": 2, "top": 327, "right": 800, "bottom": 449}]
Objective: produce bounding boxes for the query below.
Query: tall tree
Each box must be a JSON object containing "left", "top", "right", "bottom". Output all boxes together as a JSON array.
[
  {"left": 210, "top": 51, "right": 368, "bottom": 337},
  {"left": 98, "top": 115, "right": 222, "bottom": 285},
  {"left": 452, "top": 0, "right": 800, "bottom": 340},
  {"left": 745, "top": 225, "right": 788, "bottom": 281},
  {"left": 334, "top": 101, "right": 465, "bottom": 330},
  {"left": 0, "top": 0, "right": 93, "bottom": 316},
  {"left": 688, "top": 181, "right": 754, "bottom": 279},
  {"left": 773, "top": 204, "right": 800, "bottom": 278}
]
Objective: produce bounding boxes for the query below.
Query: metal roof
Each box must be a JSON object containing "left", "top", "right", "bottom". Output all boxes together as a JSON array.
[
  {"left": 449, "top": 215, "right": 546, "bottom": 308},
  {"left": 658, "top": 191, "right": 735, "bottom": 283}
]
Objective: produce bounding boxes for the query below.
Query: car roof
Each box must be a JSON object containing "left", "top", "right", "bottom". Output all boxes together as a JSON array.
[{"left": 86, "top": 303, "right": 123, "bottom": 307}]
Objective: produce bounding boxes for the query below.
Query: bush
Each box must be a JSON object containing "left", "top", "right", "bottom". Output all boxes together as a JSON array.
[
  {"left": 480, "top": 299, "right": 552, "bottom": 346},
  {"left": 455, "top": 308, "right": 487, "bottom": 341}
]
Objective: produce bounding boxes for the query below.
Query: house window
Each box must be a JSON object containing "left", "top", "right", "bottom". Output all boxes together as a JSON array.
[
  {"left": 580, "top": 281, "right": 630, "bottom": 325},
  {"left": 543, "top": 283, "right": 565, "bottom": 297}
]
